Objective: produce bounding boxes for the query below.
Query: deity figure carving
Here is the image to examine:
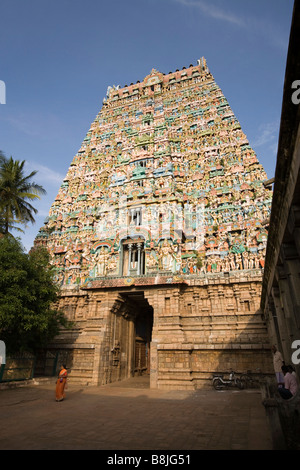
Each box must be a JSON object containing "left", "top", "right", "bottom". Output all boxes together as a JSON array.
[
  {"left": 158, "top": 239, "right": 175, "bottom": 271},
  {"left": 242, "top": 251, "right": 249, "bottom": 269},
  {"left": 147, "top": 250, "right": 158, "bottom": 270},
  {"left": 107, "top": 255, "right": 117, "bottom": 275},
  {"left": 96, "top": 247, "right": 108, "bottom": 277},
  {"left": 174, "top": 251, "right": 182, "bottom": 273}
]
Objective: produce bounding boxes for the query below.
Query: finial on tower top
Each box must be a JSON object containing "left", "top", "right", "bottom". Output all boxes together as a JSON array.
[{"left": 197, "top": 57, "right": 208, "bottom": 71}]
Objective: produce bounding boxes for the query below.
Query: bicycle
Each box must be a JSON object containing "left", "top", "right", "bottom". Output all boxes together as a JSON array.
[
  {"left": 239, "top": 369, "right": 264, "bottom": 389},
  {"left": 212, "top": 370, "right": 244, "bottom": 390}
]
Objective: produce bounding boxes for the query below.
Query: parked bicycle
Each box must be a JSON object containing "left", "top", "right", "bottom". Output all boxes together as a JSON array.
[
  {"left": 239, "top": 369, "right": 265, "bottom": 389},
  {"left": 212, "top": 370, "right": 244, "bottom": 390}
]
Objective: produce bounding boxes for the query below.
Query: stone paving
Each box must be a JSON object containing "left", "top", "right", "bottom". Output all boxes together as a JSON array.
[{"left": 0, "top": 376, "right": 273, "bottom": 451}]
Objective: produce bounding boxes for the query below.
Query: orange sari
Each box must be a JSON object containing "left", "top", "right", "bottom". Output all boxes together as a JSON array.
[{"left": 55, "top": 368, "right": 67, "bottom": 401}]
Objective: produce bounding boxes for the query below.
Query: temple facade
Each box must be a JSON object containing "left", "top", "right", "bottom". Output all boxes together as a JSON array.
[{"left": 35, "top": 58, "right": 273, "bottom": 389}]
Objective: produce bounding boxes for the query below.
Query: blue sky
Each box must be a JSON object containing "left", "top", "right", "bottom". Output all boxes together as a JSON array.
[{"left": 0, "top": 0, "right": 294, "bottom": 251}]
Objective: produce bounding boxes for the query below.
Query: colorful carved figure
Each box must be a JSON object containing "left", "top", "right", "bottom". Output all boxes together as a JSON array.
[
  {"left": 158, "top": 239, "right": 175, "bottom": 271},
  {"left": 34, "top": 59, "right": 272, "bottom": 285},
  {"left": 96, "top": 247, "right": 107, "bottom": 277}
]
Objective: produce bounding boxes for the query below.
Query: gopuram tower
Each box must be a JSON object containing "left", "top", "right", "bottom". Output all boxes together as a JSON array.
[{"left": 35, "top": 58, "right": 274, "bottom": 388}]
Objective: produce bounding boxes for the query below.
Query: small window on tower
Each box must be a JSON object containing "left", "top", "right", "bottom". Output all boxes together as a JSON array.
[{"left": 129, "top": 208, "right": 142, "bottom": 226}]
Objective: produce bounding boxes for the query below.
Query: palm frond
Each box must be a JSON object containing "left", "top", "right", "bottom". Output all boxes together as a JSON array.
[{"left": 0, "top": 155, "right": 47, "bottom": 234}]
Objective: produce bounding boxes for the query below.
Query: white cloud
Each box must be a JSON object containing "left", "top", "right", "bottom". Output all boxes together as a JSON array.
[
  {"left": 0, "top": 115, "right": 40, "bottom": 137},
  {"left": 0, "top": 111, "right": 71, "bottom": 142},
  {"left": 252, "top": 122, "right": 279, "bottom": 148},
  {"left": 172, "top": 0, "right": 245, "bottom": 26},
  {"left": 169, "top": 0, "right": 289, "bottom": 50},
  {"left": 24, "top": 161, "right": 65, "bottom": 187}
]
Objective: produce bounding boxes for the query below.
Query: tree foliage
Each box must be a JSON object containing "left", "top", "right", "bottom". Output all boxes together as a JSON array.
[
  {"left": 0, "top": 236, "right": 70, "bottom": 353},
  {"left": 0, "top": 151, "right": 46, "bottom": 235}
]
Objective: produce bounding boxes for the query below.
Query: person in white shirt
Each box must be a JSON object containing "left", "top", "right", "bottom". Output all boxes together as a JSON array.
[{"left": 272, "top": 345, "right": 284, "bottom": 383}]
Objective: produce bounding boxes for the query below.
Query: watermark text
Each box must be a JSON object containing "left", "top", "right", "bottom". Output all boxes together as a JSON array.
[
  {"left": 0, "top": 80, "right": 6, "bottom": 104},
  {"left": 291, "top": 80, "right": 300, "bottom": 105},
  {"left": 291, "top": 340, "right": 300, "bottom": 365},
  {"left": 0, "top": 340, "right": 6, "bottom": 364}
]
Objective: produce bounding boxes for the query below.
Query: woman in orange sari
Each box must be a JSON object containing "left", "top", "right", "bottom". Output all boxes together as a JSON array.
[{"left": 55, "top": 365, "right": 68, "bottom": 402}]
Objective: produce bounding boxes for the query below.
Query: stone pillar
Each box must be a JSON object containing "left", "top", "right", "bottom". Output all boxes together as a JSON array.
[
  {"left": 233, "top": 284, "right": 241, "bottom": 312},
  {"left": 94, "top": 293, "right": 125, "bottom": 386},
  {"left": 127, "top": 243, "right": 132, "bottom": 276},
  {"left": 150, "top": 340, "right": 158, "bottom": 389},
  {"left": 127, "top": 319, "right": 135, "bottom": 377},
  {"left": 137, "top": 242, "right": 142, "bottom": 275},
  {"left": 287, "top": 205, "right": 300, "bottom": 257},
  {"left": 276, "top": 266, "right": 299, "bottom": 361},
  {"left": 207, "top": 285, "right": 219, "bottom": 314},
  {"left": 294, "top": 227, "right": 300, "bottom": 258},
  {"left": 270, "top": 287, "right": 290, "bottom": 360},
  {"left": 193, "top": 291, "right": 200, "bottom": 314},
  {"left": 283, "top": 259, "right": 300, "bottom": 331},
  {"left": 144, "top": 290, "right": 159, "bottom": 388}
]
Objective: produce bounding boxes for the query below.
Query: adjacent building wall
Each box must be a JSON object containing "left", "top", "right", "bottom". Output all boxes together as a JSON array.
[{"left": 261, "top": 0, "right": 300, "bottom": 376}]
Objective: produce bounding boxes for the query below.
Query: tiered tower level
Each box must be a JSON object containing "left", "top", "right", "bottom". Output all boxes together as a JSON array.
[{"left": 35, "top": 58, "right": 274, "bottom": 388}]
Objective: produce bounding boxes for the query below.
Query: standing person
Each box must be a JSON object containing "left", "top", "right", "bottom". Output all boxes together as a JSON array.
[
  {"left": 55, "top": 365, "right": 68, "bottom": 402},
  {"left": 272, "top": 345, "right": 284, "bottom": 384},
  {"left": 278, "top": 365, "right": 298, "bottom": 400},
  {"left": 287, "top": 364, "right": 298, "bottom": 381}
]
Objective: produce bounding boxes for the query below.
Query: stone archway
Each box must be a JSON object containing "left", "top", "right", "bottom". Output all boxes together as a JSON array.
[{"left": 108, "top": 291, "right": 153, "bottom": 385}]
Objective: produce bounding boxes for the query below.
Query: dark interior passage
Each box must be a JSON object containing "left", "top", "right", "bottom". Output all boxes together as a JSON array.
[{"left": 110, "top": 291, "right": 153, "bottom": 384}]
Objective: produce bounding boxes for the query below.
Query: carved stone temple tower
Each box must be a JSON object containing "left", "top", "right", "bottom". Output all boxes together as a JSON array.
[{"left": 35, "top": 58, "right": 274, "bottom": 388}]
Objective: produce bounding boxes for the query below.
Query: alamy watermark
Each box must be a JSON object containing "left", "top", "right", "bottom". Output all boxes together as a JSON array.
[
  {"left": 291, "top": 80, "right": 300, "bottom": 105},
  {"left": 0, "top": 80, "right": 6, "bottom": 104},
  {"left": 291, "top": 340, "right": 300, "bottom": 365},
  {"left": 0, "top": 340, "right": 6, "bottom": 364},
  {"left": 95, "top": 199, "right": 206, "bottom": 251}
]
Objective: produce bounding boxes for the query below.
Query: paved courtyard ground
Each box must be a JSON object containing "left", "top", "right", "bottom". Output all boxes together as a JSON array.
[{"left": 0, "top": 376, "right": 273, "bottom": 452}]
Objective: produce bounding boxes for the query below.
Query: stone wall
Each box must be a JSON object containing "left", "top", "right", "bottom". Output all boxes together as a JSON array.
[
  {"left": 261, "top": 1, "right": 300, "bottom": 376},
  {"left": 49, "top": 270, "right": 273, "bottom": 389}
]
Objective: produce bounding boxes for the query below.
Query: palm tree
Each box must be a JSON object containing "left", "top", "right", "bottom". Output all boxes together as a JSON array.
[
  {"left": 0, "top": 150, "right": 6, "bottom": 166},
  {"left": 0, "top": 152, "right": 46, "bottom": 235}
]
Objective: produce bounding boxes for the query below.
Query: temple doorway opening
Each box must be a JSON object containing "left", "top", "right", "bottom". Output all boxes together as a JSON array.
[
  {"left": 134, "top": 297, "right": 153, "bottom": 375},
  {"left": 110, "top": 291, "right": 153, "bottom": 385}
]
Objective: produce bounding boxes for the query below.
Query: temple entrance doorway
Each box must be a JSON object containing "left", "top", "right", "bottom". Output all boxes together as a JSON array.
[
  {"left": 110, "top": 291, "right": 153, "bottom": 385},
  {"left": 134, "top": 296, "right": 153, "bottom": 376}
]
